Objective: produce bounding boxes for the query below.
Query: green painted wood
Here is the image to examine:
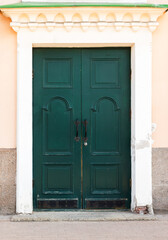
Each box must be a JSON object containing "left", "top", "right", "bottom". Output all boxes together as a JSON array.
[
  {"left": 33, "top": 48, "right": 131, "bottom": 210},
  {"left": 0, "top": 2, "right": 168, "bottom": 8},
  {"left": 33, "top": 49, "right": 82, "bottom": 209},
  {"left": 82, "top": 48, "right": 131, "bottom": 208}
]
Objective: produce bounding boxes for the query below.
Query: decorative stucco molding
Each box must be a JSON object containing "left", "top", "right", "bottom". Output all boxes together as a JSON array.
[{"left": 1, "top": 7, "right": 165, "bottom": 32}]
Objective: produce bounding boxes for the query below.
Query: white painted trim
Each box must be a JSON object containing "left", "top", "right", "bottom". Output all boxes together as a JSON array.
[
  {"left": 16, "top": 37, "right": 33, "bottom": 213},
  {"left": 2, "top": 7, "right": 163, "bottom": 33},
  {"left": 1, "top": 7, "right": 165, "bottom": 213}
]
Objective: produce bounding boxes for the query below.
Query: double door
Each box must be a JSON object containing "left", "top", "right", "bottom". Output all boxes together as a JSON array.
[{"left": 33, "top": 48, "right": 131, "bottom": 209}]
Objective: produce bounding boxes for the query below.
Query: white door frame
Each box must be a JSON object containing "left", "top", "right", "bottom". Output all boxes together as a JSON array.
[{"left": 2, "top": 6, "right": 165, "bottom": 214}]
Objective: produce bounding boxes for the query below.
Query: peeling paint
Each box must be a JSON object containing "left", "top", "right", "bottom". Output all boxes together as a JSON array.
[
  {"left": 134, "top": 206, "right": 148, "bottom": 214},
  {"left": 131, "top": 135, "right": 153, "bottom": 150},
  {"left": 152, "top": 123, "right": 157, "bottom": 133},
  {"left": 135, "top": 140, "right": 151, "bottom": 150},
  {"left": 147, "top": 204, "right": 154, "bottom": 215},
  {"left": 131, "top": 196, "right": 137, "bottom": 212}
]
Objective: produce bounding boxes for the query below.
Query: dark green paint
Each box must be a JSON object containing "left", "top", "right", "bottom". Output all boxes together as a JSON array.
[
  {"left": 82, "top": 48, "right": 131, "bottom": 208},
  {"left": 33, "top": 49, "right": 82, "bottom": 209},
  {"left": 33, "top": 48, "right": 131, "bottom": 210},
  {"left": 0, "top": 2, "right": 168, "bottom": 8}
]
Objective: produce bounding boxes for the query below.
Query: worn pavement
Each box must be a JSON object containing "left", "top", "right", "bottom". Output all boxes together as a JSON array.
[{"left": 0, "top": 211, "right": 168, "bottom": 240}]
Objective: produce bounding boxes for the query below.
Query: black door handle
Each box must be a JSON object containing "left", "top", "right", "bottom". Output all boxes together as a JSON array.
[
  {"left": 74, "top": 119, "right": 80, "bottom": 142},
  {"left": 83, "top": 120, "right": 88, "bottom": 145}
]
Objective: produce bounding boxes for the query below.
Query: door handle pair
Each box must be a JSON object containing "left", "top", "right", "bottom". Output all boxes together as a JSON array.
[{"left": 74, "top": 119, "right": 88, "bottom": 145}]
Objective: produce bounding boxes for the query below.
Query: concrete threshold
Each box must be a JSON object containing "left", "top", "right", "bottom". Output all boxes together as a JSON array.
[
  {"left": 11, "top": 211, "right": 156, "bottom": 222},
  {"left": 0, "top": 215, "right": 11, "bottom": 222}
]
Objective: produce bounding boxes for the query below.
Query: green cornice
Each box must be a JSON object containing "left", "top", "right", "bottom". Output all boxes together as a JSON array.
[{"left": 0, "top": 2, "right": 168, "bottom": 9}]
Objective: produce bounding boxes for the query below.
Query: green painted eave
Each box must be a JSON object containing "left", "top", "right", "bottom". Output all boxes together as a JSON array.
[{"left": 0, "top": 2, "right": 168, "bottom": 9}]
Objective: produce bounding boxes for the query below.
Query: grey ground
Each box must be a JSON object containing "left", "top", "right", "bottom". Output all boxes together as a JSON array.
[{"left": 0, "top": 210, "right": 168, "bottom": 240}]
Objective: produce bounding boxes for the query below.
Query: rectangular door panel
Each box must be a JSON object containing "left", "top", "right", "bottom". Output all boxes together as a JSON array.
[
  {"left": 91, "top": 164, "right": 120, "bottom": 195},
  {"left": 42, "top": 97, "right": 73, "bottom": 155},
  {"left": 91, "top": 97, "right": 120, "bottom": 155},
  {"left": 43, "top": 58, "right": 73, "bottom": 88},
  {"left": 43, "top": 164, "right": 73, "bottom": 195},
  {"left": 91, "top": 58, "right": 120, "bottom": 89}
]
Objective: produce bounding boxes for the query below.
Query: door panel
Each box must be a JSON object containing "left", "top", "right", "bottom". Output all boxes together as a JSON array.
[
  {"left": 33, "top": 49, "right": 82, "bottom": 209},
  {"left": 82, "top": 48, "right": 131, "bottom": 209},
  {"left": 43, "top": 97, "right": 73, "bottom": 155},
  {"left": 33, "top": 48, "right": 131, "bottom": 210},
  {"left": 91, "top": 97, "right": 120, "bottom": 155}
]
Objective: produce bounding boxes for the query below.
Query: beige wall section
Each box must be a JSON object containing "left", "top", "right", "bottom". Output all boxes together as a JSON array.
[
  {"left": 0, "top": 13, "right": 16, "bottom": 148},
  {"left": 148, "top": 0, "right": 168, "bottom": 3},
  {"left": 0, "top": 0, "right": 20, "bottom": 5},
  {"left": 152, "top": 11, "right": 168, "bottom": 148},
  {"left": 148, "top": 0, "right": 168, "bottom": 146}
]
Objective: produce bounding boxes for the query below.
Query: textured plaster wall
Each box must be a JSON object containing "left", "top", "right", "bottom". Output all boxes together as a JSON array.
[
  {"left": 0, "top": 13, "right": 16, "bottom": 148},
  {"left": 153, "top": 148, "right": 168, "bottom": 210},
  {"left": 0, "top": 149, "right": 16, "bottom": 214}
]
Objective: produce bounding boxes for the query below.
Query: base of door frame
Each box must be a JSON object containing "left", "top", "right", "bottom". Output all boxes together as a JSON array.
[{"left": 36, "top": 198, "right": 129, "bottom": 210}]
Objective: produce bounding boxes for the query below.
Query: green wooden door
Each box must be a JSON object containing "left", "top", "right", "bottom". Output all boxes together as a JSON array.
[
  {"left": 33, "top": 48, "right": 131, "bottom": 210},
  {"left": 33, "top": 49, "right": 82, "bottom": 209},
  {"left": 82, "top": 48, "right": 131, "bottom": 209}
]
